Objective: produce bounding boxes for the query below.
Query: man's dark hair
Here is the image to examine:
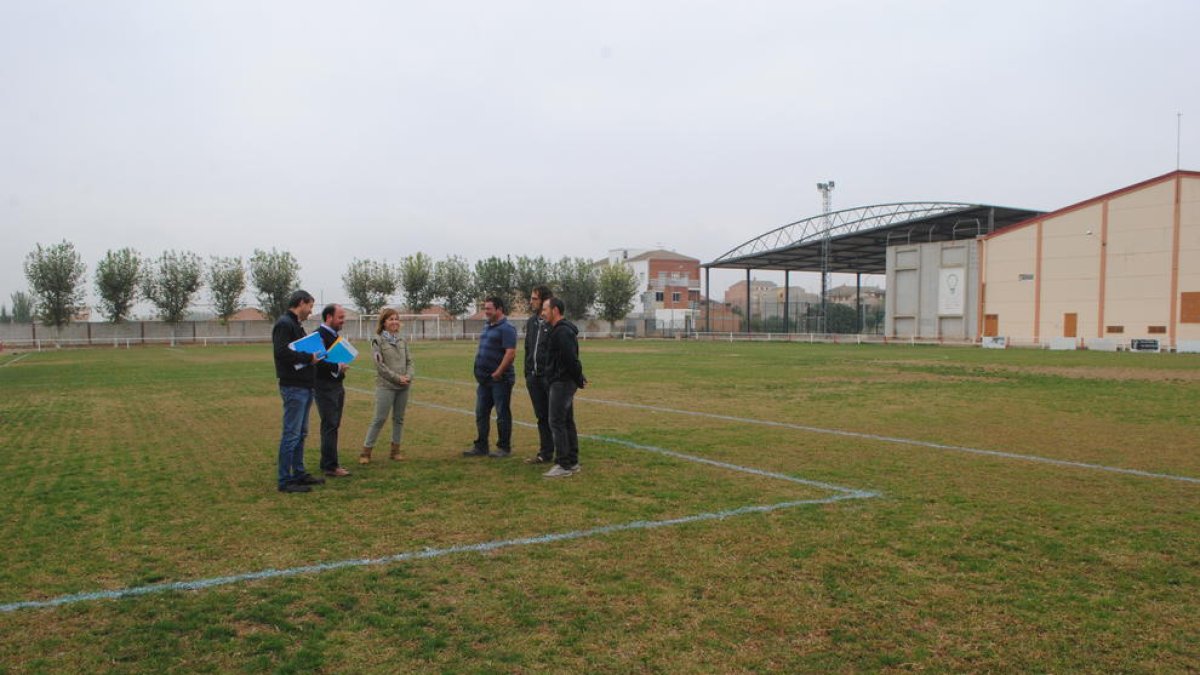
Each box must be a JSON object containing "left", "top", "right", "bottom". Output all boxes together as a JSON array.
[
  {"left": 287, "top": 290, "right": 315, "bottom": 309},
  {"left": 532, "top": 285, "right": 553, "bottom": 301},
  {"left": 321, "top": 303, "right": 338, "bottom": 321},
  {"left": 547, "top": 297, "right": 565, "bottom": 316},
  {"left": 486, "top": 295, "right": 507, "bottom": 313}
]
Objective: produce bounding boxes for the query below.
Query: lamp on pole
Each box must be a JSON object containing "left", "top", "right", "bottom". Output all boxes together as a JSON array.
[{"left": 816, "top": 180, "right": 835, "bottom": 333}]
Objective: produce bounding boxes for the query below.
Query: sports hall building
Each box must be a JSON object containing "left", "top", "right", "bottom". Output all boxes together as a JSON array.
[{"left": 704, "top": 170, "right": 1200, "bottom": 351}]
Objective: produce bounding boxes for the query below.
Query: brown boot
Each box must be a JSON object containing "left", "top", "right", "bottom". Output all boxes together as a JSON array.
[
  {"left": 389, "top": 442, "right": 403, "bottom": 461},
  {"left": 359, "top": 446, "right": 372, "bottom": 464}
]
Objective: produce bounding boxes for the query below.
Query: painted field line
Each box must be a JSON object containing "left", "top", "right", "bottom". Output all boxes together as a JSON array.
[
  {"left": 418, "top": 376, "right": 1200, "bottom": 485},
  {"left": 0, "top": 353, "right": 31, "bottom": 368},
  {"left": 407, "top": 399, "right": 873, "bottom": 498},
  {"left": 2, "top": 394, "right": 875, "bottom": 614},
  {"left": 0, "top": 493, "right": 869, "bottom": 614}
]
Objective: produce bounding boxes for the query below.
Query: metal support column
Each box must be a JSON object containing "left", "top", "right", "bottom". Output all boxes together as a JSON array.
[
  {"left": 856, "top": 272, "right": 862, "bottom": 333},
  {"left": 745, "top": 269, "right": 751, "bottom": 333},
  {"left": 784, "top": 270, "right": 790, "bottom": 335},
  {"left": 704, "top": 267, "right": 711, "bottom": 333}
]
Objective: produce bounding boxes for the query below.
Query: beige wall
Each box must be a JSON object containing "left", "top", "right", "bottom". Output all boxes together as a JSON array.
[
  {"left": 1104, "top": 181, "right": 1176, "bottom": 337},
  {"left": 981, "top": 173, "right": 1200, "bottom": 347},
  {"left": 1039, "top": 204, "right": 1103, "bottom": 338},
  {"left": 982, "top": 224, "right": 1037, "bottom": 339},
  {"left": 1179, "top": 177, "right": 1200, "bottom": 342}
]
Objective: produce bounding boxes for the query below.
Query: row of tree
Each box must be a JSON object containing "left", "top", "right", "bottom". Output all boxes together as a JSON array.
[{"left": 7, "top": 241, "right": 642, "bottom": 328}]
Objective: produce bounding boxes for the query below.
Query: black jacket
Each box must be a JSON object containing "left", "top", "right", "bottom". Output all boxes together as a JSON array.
[
  {"left": 523, "top": 314, "right": 552, "bottom": 378},
  {"left": 545, "top": 319, "right": 585, "bottom": 386},
  {"left": 314, "top": 325, "right": 344, "bottom": 389},
  {"left": 272, "top": 311, "right": 316, "bottom": 388}
]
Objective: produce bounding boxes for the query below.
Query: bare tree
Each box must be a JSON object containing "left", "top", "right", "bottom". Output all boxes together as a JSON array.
[
  {"left": 24, "top": 240, "right": 86, "bottom": 328},
  {"left": 142, "top": 250, "right": 204, "bottom": 323},
  {"left": 94, "top": 248, "right": 142, "bottom": 323}
]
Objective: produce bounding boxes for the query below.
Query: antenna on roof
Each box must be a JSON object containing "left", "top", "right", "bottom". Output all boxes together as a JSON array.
[{"left": 1178, "top": 112, "right": 1183, "bottom": 170}]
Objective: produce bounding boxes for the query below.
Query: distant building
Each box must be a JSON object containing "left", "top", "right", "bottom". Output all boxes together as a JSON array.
[
  {"left": 723, "top": 279, "right": 777, "bottom": 317},
  {"left": 827, "top": 284, "right": 885, "bottom": 308},
  {"left": 603, "top": 248, "right": 702, "bottom": 328}
]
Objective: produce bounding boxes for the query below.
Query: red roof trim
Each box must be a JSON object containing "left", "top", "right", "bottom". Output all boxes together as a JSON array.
[{"left": 981, "top": 169, "right": 1200, "bottom": 241}]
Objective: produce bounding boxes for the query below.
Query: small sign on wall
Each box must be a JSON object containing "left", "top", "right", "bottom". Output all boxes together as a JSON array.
[
  {"left": 982, "top": 336, "right": 1007, "bottom": 349},
  {"left": 938, "top": 268, "right": 964, "bottom": 316},
  {"left": 1129, "top": 339, "right": 1160, "bottom": 352}
]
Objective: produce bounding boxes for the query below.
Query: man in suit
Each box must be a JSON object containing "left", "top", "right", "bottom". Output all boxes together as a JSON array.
[{"left": 315, "top": 303, "right": 352, "bottom": 477}]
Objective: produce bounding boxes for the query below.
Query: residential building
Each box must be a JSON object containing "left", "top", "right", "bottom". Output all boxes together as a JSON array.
[{"left": 605, "top": 248, "right": 702, "bottom": 328}]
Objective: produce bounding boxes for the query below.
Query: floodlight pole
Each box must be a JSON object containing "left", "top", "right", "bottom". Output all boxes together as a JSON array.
[{"left": 817, "top": 181, "right": 835, "bottom": 333}]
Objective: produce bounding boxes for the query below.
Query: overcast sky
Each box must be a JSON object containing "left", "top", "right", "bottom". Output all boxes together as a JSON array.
[{"left": 3, "top": 0, "right": 1198, "bottom": 314}]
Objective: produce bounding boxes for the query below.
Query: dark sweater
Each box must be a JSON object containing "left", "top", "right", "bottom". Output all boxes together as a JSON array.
[
  {"left": 523, "top": 314, "right": 552, "bottom": 378},
  {"left": 545, "top": 319, "right": 585, "bottom": 386},
  {"left": 272, "top": 311, "right": 316, "bottom": 388}
]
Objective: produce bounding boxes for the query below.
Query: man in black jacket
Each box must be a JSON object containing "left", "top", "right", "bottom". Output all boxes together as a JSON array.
[
  {"left": 542, "top": 297, "right": 587, "bottom": 478},
  {"left": 522, "top": 285, "right": 555, "bottom": 465},
  {"left": 315, "top": 303, "right": 351, "bottom": 478},
  {"left": 272, "top": 290, "right": 326, "bottom": 493}
]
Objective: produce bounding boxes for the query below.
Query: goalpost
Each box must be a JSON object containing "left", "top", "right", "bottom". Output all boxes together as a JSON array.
[{"left": 354, "top": 314, "right": 443, "bottom": 341}]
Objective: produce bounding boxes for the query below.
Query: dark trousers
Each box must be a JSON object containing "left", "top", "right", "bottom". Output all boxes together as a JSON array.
[
  {"left": 314, "top": 383, "right": 345, "bottom": 472},
  {"left": 526, "top": 375, "right": 553, "bottom": 459},
  {"left": 548, "top": 380, "right": 579, "bottom": 468},
  {"left": 474, "top": 375, "right": 514, "bottom": 451}
]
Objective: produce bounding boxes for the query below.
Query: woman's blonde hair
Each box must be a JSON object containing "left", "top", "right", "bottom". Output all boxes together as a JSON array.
[{"left": 376, "top": 307, "right": 400, "bottom": 335}]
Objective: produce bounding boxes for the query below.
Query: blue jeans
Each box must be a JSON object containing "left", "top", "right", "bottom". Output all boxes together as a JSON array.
[
  {"left": 278, "top": 385, "right": 313, "bottom": 487},
  {"left": 474, "top": 374, "right": 514, "bottom": 451}
]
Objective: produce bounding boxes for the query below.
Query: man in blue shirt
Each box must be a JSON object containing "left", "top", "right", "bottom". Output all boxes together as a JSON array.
[{"left": 465, "top": 296, "right": 518, "bottom": 458}]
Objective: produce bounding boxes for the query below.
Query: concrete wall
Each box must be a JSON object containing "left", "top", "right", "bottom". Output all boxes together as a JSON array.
[{"left": 885, "top": 239, "right": 979, "bottom": 339}]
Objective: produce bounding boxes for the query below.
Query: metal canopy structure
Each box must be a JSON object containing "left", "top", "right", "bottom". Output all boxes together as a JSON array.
[{"left": 704, "top": 202, "right": 1044, "bottom": 274}]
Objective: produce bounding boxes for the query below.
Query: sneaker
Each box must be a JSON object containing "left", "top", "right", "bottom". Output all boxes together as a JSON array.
[
  {"left": 543, "top": 464, "right": 577, "bottom": 479},
  {"left": 567, "top": 464, "right": 581, "bottom": 473},
  {"left": 488, "top": 449, "right": 512, "bottom": 458},
  {"left": 462, "top": 447, "right": 489, "bottom": 457},
  {"left": 324, "top": 467, "right": 351, "bottom": 477},
  {"left": 278, "top": 483, "right": 312, "bottom": 493},
  {"left": 294, "top": 473, "right": 326, "bottom": 485},
  {"left": 523, "top": 455, "right": 551, "bottom": 464}
]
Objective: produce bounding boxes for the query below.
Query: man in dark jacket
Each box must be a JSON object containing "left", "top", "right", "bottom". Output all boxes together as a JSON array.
[
  {"left": 522, "top": 285, "right": 555, "bottom": 464},
  {"left": 272, "top": 290, "right": 326, "bottom": 493},
  {"left": 315, "top": 303, "right": 351, "bottom": 478},
  {"left": 542, "top": 296, "right": 586, "bottom": 478}
]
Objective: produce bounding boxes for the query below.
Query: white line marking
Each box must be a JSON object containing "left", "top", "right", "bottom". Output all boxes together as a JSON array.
[
  {"left": 417, "top": 376, "right": 1200, "bottom": 485},
  {"left": 0, "top": 353, "right": 30, "bottom": 368},
  {"left": 2, "top": 393, "right": 874, "bottom": 613}
]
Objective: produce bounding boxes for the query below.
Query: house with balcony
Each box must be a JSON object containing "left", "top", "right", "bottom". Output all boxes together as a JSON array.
[{"left": 604, "top": 248, "right": 702, "bottom": 329}]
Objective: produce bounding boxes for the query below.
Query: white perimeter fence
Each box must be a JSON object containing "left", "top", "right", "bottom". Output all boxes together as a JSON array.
[{"left": 2, "top": 318, "right": 1197, "bottom": 353}]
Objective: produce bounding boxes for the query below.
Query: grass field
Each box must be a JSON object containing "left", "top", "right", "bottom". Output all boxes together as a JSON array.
[{"left": 0, "top": 340, "right": 1198, "bottom": 672}]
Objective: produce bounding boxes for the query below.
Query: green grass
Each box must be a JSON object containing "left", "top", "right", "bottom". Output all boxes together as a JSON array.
[{"left": 0, "top": 341, "right": 1197, "bottom": 672}]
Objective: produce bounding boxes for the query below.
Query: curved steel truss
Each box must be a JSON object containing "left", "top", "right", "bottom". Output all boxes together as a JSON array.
[
  {"left": 705, "top": 202, "right": 1042, "bottom": 273},
  {"left": 711, "top": 202, "right": 975, "bottom": 265}
]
